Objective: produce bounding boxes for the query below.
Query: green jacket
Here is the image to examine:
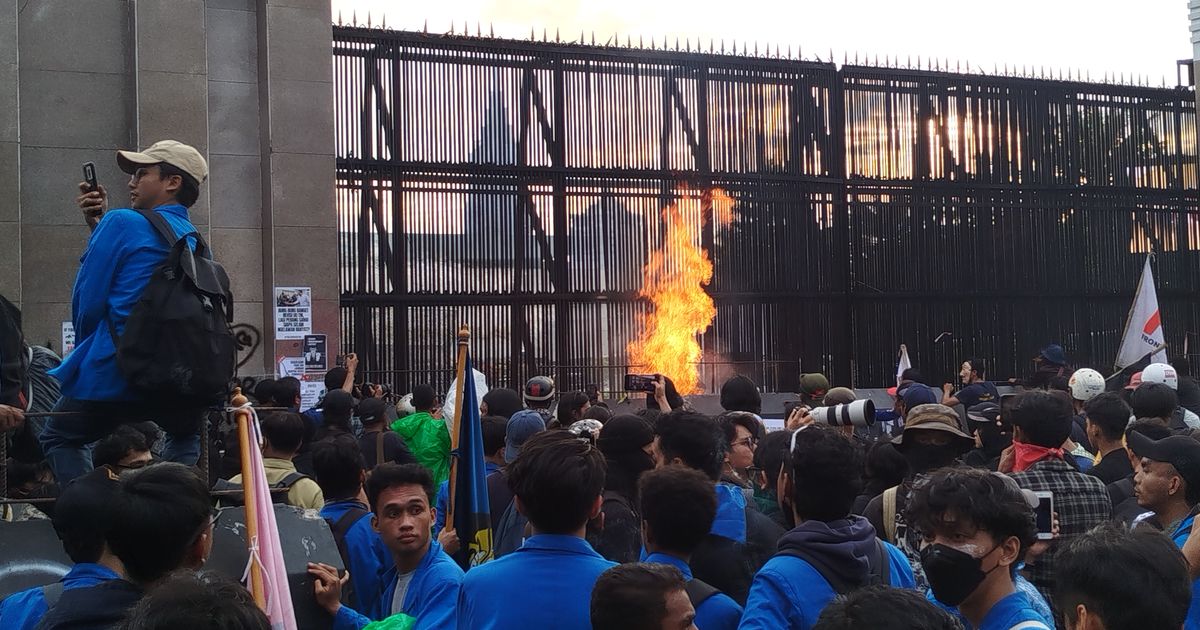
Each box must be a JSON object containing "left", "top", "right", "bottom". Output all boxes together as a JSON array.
[{"left": 390, "top": 411, "right": 450, "bottom": 486}]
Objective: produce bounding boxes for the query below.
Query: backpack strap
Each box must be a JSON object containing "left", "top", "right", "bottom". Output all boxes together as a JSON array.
[
  {"left": 684, "top": 578, "right": 720, "bottom": 608},
  {"left": 376, "top": 431, "right": 386, "bottom": 468},
  {"left": 274, "top": 472, "right": 309, "bottom": 490},
  {"left": 41, "top": 581, "right": 66, "bottom": 609},
  {"left": 874, "top": 539, "right": 891, "bottom": 586},
  {"left": 134, "top": 208, "right": 181, "bottom": 246},
  {"left": 882, "top": 486, "right": 898, "bottom": 544}
]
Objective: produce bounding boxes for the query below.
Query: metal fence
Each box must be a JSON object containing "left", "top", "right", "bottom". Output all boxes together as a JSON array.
[{"left": 333, "top": 27, "right": 1200, "bottom": 395}]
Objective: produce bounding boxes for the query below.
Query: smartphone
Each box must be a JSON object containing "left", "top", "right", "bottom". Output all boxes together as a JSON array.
[
  {"left": 82, "top": 162, "right": 98, "bottom": 192},
  {"left": 1034, "top": 491, "right": 1054, "bottom": 540},
  {"left": 623, "top": 374, "right": 657, "bottom": 392}
]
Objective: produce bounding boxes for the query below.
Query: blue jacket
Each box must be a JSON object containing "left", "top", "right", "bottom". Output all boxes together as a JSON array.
[
  {"left": 333, "top": 539, "right": 463, "bottom": 630},
  {"left": 457, "top": 534, "right": 616, "bottom": 630},
  {"left": 0, "top": 563, "right": 118, "bottom": 630},
  {"left": 320, "top": 500, "right": 391, "bottom": 613},
  {"left": 927, "top": 572, "right": 1053, "bottom": 628},
  {"left": 645, "top": 552, "right": 742, "bottom": 630},
  {"left": 1172, "top": 514, "right": 1200, "bottom": 630},
  {"left": 49, "top": 204, "right": 197, "bottom": 401},
  {"left": 973, "top": 591, "right": 1052, "bottom": 630},
  {"left": 433, "top": 461, "right": 501, "bottom": 534},
  {"left": 737, "top": 517, "right": 914, "bottom": 630}
]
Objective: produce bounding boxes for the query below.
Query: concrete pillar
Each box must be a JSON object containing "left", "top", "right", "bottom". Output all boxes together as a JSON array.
[{"left": 0, "top": 0, "right": 338, "bottom": 379}]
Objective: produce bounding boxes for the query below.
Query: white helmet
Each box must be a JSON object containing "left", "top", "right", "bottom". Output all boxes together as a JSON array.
[
  {"left": 1068, "top": 368, "right": 1105, "bottom": 402},
  {"left": 1141, "top": 363, "right": 1179, "bottom": 391}
]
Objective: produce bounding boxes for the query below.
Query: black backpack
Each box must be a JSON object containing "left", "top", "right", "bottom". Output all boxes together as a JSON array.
[
  {"left": 211, "top": 472, "right": 311, "bottom": 508},
  {"left": 325, "top": 505, "right": 371, "bottom": 609},
  {"left": 107, "top": 209, "right": 235, "bottom": 406},
  {"left": 0, "top": 294, "right": 28, "bottom": 409}
]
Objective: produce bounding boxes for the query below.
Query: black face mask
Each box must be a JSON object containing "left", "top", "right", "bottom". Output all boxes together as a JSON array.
[
  {"left": 904, "top": 444, "right": 959, "bottom": 474},
  {"left": 920, "top": 543, "right": 1001, "bottom": 606}
]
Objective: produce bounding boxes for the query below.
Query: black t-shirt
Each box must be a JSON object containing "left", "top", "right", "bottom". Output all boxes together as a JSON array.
[
  {"left": 357, "top": 430, "right": 417, "bottom": 469},
  {"left": 955, "top": 381, "right": 999, "bottom": 409}
]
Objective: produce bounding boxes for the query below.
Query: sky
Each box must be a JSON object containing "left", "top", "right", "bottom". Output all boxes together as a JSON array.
[{"left": 332, "top": 0, "right": 1192, "bottom": 86}]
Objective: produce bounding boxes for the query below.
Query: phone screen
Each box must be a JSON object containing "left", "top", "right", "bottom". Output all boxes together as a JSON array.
[{"left": 1035, "top": 493, "right": 1053, "bottom": 538}]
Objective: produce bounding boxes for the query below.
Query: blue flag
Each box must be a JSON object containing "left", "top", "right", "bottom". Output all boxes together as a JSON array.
[{"left": 451, "top": 355, "right": 493, "bottom": 568}]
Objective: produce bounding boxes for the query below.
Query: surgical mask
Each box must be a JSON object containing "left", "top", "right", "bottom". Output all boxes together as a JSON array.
[{"left": 920, "top": 543, "right": 1001, "bottom": 606}]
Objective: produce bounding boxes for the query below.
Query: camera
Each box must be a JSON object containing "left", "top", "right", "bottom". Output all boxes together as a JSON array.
[{"left": 806, "top": 399, "right": 876, "bottom": 428}]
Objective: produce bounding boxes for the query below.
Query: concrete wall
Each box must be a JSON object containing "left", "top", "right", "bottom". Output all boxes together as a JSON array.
[{"left": 0, "top": 0, "right": 338, "bottom": 377}]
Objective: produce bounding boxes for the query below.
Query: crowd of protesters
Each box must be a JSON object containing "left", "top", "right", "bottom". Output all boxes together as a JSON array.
[{"left": 5, "top": 141, "right": 1200, "bottom": 629}]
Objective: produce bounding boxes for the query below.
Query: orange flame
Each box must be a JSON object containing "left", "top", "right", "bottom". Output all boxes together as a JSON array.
[{"left": 627, "top": 187, "right": 736, "bottom": 395}]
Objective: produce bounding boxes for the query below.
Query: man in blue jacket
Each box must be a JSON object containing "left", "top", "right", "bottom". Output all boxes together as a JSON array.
[
  {"left": 311, "top": 437, "right": 390, "bottom": 612},
  {"left": 309, "top": 463, "right": 463, "bottom": 630},
  {"left": 457, "top": 431, "right": 615, "bottom": 630},
  {"left": 42, "top": 140, "right": 208, "bottom": 484},
  {"left": 640, "top": 465, "right": 743, "bottom": 630},
  {"left": 0, "top": 467, "right": 121, "bottom": 630},
  {"left": 739, "top": 426, "right": 914, "bottom": 630}
]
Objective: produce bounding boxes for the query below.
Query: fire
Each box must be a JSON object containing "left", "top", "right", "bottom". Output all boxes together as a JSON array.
[{"left": 627, "top": 187, "right": 736, "bottom": 395}]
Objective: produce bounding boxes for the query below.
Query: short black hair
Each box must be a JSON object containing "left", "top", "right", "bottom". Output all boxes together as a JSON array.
[
  {"left": 311, "top": 437, "right": 365, "bottom": 500},
  {"left": 115, "top": 570, "right": 270, "bottom": 630},
  {"left": 654, "top": 410, "right": 724, "bottom": 480},
  {"left": 260, "top": 412, "right": 305, "bottom": 454},
  {"left": 274, "top": 377, "right": 301, "bottom": 408},
  {"left": 720, "top": 374, "right": 762, "bottom": 415},
  {"left": 906, "top": 467, "right": 1036, "bottom": 561},
  {"left": 481, "top": 415, "right": 507, "bottom": 457},
  {"left": 93, "top": 425, "right": 150, "bottom": 469},
  {"left": 638, "top": 465, "right": 717, "bottom": 554},
  {"left": 864, "top": 442, "right": 908, "bottom": 489},
  {"left": 107, "top": 463, "right": 211, "bottom": 584},
  {"left": 964, "top": 357, "right": 987, "bottom": 377},
  {"left": 557, "top": 391, "right": 590, "bottom": 427},
  {"left": 1084, "top": 392, "right": 1133, "bottom": 442},
  {"left": 812, "top": 585, "right": 962, "bottom": 630},
  {"left": 1127, "top": 417, "right": 1172, "bottom": 441},
  {"left": 324, "top": 367, "right": 348, "bottom": 391},
  {"left": 507, "top": 431, "right": 606, "bottom": 533},
  {"left": 717, "top": 411, "right": 764, "bottom": 446},
  {"left": 52, "top": 468, "right": 121, "bottom": 564},
  {"left": 787, "top": 427, "right": 863, "bottom": 521},
  {"left": 899, "top": 368, "right": 925, "bottom": 384},
  {"left": 591, "top": 563, "right": 688, "bottom": 630},
  {"left": 1007, "top": 390, "right": 1073, "bottom": 448},
  {"left": 365, "top": 463, "right": 434, "bottom": 513},
  {"left": 582, "top": 405, "right": 613, "bottom": 423},
  {"left": 156, "top": 163, "right": 200, "bottom": 209},
  {"left": 646, "top": 376, "right": 685, "bottom": 411},
  {"left": 1056, "top": 524, "right": 1191, "bottom": 630},
  {"left": 1131, "top": 382, "right": 1179, "bottom": 420},
  {"left": 753, "top": 429, "right": 792, "bottom": 486},
  {"left": 252, "top": 378, "right": 276, "bottom": 406},
  {"left": 411, "top": 384, "right": 437, "bottom": 411}
]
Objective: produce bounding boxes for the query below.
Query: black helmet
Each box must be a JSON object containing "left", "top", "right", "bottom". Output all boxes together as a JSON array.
[{"left": 524, "top": 375, "right": 556, "bottom": 402}]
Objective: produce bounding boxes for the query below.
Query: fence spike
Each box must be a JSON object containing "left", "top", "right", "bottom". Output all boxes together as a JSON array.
[
  {"left": 367, "top": 12, "right": 372, "bottom": 28},
  {"left": 382, "top": 14, "right": 387, "bottom": 29},
  {"left": 530, "top": 27, "right": 535, "bottom": 40},
  {"left": 351, "top": 10, "right": 356, "bottom": 27},
  {"left": 721, "top": 39, "right": 726, "bottom": 54},
  {"left": 490, "top": 23, "right": 494, "bottom": 37},
  {"left": 788, "top": 44, "right": 793, "bottom": 59},
  {"left": 710, "top": 39, "right": 715, "bottom": 54},
  {"left": 591, "top": 31, "right": 595, "bottom": 45},
  {"left": 874, "top": 53, "right": 879, "bottom": 66},
  {"left": 336, "top": 10, "right": 342, "bottom": 26}
]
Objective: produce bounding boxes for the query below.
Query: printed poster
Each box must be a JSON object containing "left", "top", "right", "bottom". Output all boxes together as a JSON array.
[
  {"left": 300, "top": 379, "right": 325, "bottom": 412},
  {"left": 61, "top": 322, "right": 75, "bottom": 356},
  {"left": 303, "top": 334, "right": 328, "bottom": 372},
  {"left": 274, "top": 287, "right": 312, "bottom": 340},
  {"left": 277, "top": 356, "right": 306, "bottom": 380}
]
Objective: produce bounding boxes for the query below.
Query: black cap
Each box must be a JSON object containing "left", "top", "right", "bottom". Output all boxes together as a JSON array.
[
  {"left": 357, "top": 397, "right": 392, "bottom": 425},
  {"left": 967, "top": 402, "right": 1001, "bottom": 425},
  {"left": 1128, "top": 431, "right": 1200, "bottom": 489}
]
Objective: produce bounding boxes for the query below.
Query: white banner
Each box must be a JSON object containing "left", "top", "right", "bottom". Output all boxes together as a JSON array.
[{"left": 1115, "top": 256, "right": 1168, "bottom": 369}]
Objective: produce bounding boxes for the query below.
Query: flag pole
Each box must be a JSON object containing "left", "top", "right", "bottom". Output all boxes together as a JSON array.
[
  {"left": 232, "top": 387, "right": 266, "bottom": 608},
  {"left": 445, "top": 325, "right": 471, "bottom": 530},
  {"left": 1114, "top": 253, "right": 1151, "bottom": 373}
]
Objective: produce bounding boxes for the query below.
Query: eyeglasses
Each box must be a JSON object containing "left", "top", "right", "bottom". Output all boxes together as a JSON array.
[{"left": 731, "top": 437, "right": 757, "bottom": 449}]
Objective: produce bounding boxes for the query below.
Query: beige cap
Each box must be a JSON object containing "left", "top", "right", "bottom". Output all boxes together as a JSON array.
[
  {"left": 116, "top": 140, "right": 208, "bottom": 184},
  {"left": 891, "top": 403, "right": 974, "bottom": 450}
]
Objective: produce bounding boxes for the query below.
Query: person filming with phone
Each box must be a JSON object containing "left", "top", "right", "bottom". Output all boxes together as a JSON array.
[{"left": 41, "top": 140, "right": 215, "bottom": 484}]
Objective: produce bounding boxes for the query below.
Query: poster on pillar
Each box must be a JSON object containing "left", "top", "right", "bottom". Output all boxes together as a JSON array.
[
  {"left": 304, "top": 334, "right": 327, "bottom": 372},
  {"left": 274, "top": 287, "right": 312, "bottom": 340},
  {"left": 61, "top": 322, "right": 75, "bottom": 356}
]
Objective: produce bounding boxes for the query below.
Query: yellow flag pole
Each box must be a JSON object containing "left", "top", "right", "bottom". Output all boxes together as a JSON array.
[
  {"left": 232, "top": 387, "right": 266, "bottom": 607},
  {"left": 444, "top": 325, "right": 470, "bottom": 531}
]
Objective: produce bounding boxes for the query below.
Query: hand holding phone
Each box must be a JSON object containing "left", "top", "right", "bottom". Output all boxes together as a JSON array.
[
  {"left": 1034, "top": 491, "right": 1055, "bottom": 540},
  {"left": 78, "top": 162, "right": 107, "bottom": 230}
]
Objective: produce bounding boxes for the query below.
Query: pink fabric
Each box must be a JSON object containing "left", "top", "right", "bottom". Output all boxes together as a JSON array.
[{"left": 245, "top": 408, "right": 298, "bottom": 630}]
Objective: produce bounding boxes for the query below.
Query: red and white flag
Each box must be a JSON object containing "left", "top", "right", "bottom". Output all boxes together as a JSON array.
[
  {"left": 1115, "top": 256, "right": 1167, "bottom": 369},
  {"left": 896, "top": 344, "right": 912, "bottom": 386}
]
